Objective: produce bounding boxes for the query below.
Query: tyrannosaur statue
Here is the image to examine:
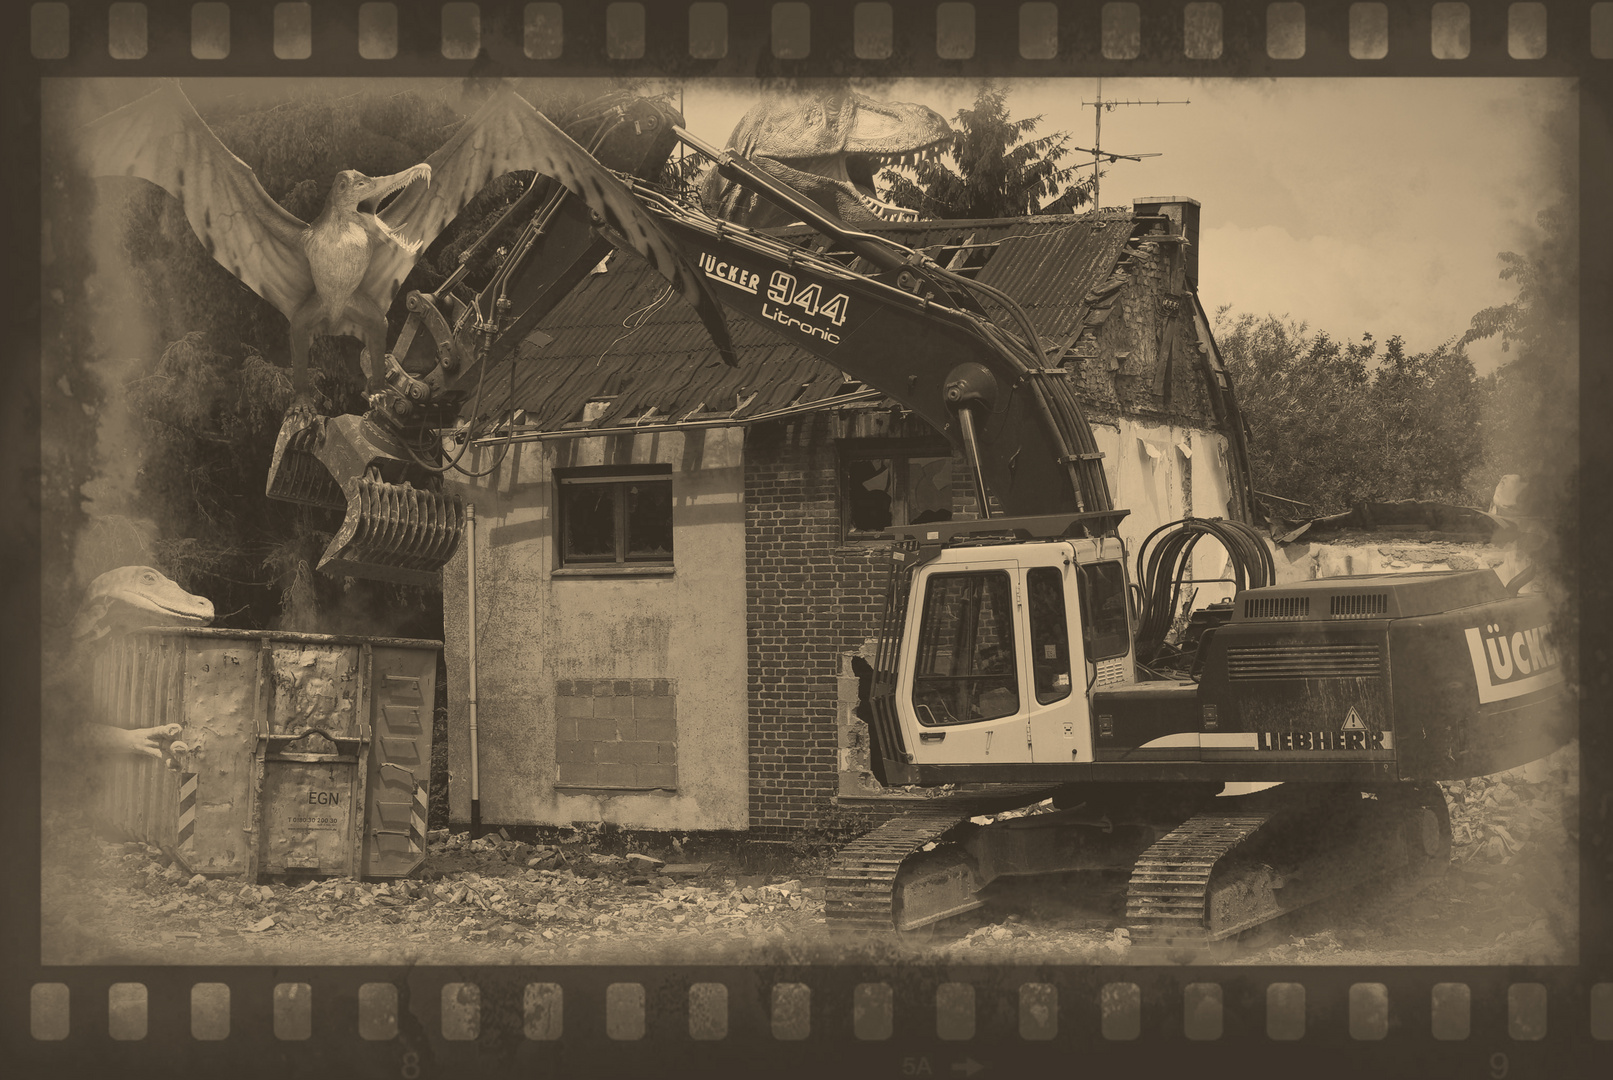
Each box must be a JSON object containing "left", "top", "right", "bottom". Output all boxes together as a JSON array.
[{"left": 700, "top": 88, "right": 954, "bottom": 228}]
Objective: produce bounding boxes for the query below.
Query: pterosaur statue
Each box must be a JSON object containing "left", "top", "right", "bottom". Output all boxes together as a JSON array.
[{"left": 81, "top": 81, "right": 735, "bottom": 424}]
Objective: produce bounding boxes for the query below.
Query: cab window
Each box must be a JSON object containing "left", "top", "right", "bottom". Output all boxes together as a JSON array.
[
  {"left": 1077, "top": 561, "right": 1130, "bottom": 661},
  {"left": 1027, "top": 566, "right": 1073, "bottom": 705},
  {"left": 910, "top": 571, "right": 1020, "bottom": 726}
]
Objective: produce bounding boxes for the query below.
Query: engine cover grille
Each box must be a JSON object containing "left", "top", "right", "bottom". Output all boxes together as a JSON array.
[
  {"left": 1244, "top": 595, "right": 1309, "bottom": 620},
  {"left": 1330, "top": 593, "right": 1389, "bottom": 618},
  {"left": 1226, "top": 642, "right": 1383, "bottom": 680}
]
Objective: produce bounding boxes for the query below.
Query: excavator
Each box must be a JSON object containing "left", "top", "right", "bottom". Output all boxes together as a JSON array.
[{"left": 270, "top": 93, "right": 1575, "bottom": 945}]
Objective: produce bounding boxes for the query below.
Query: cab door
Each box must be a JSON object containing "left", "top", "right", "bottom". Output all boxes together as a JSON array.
[
  {"left": 1020, "top": 555, "right": 1096, "bottom": 763},
  {"left": 899, "top": 560, "right": 1034, "bottom": 765}
]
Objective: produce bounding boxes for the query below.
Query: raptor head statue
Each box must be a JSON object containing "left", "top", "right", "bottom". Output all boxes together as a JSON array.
[
  {"left": 701, "top": 89, "right": 954, "bottom": 228},
  {"left": 71, "top": 566, "right": 215, "bottom": 646}
]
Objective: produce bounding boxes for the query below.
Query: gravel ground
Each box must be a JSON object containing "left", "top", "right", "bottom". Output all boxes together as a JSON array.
[{"left": 39, "top": 743, "right": 1576, "bottom": 967}]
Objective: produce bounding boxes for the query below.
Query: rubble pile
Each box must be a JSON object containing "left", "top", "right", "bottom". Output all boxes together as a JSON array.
[
  {"left": 77, "top": 827, "right": 828, "bottom": 947},
  {"left": 1439, "top": 741, "right": 1578, "bottom": 867}
]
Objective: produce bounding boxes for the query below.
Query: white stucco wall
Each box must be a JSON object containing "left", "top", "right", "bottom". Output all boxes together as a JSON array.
[
  {"left": 1092, "top": 416, "right": 1241, "bottom": 606},
  {"left": 440, "top": 427, "right": 749, "bottom": 831},
  {"left": 1269, "top": 537, "right": 1521, "bottom": 585}
]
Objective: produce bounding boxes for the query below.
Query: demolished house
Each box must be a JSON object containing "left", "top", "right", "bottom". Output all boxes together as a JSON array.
[{"left": 440, "top": 197, "right": 1259, "bottom": 835}]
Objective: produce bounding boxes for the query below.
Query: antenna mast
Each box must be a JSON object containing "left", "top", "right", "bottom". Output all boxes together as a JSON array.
[{"left": 1081, "top": 78, "right": 1190, "bottom": 209}]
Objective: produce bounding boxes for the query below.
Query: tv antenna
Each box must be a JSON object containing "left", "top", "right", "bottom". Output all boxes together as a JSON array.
[{"left": 1080, "top": 78, "right": 1189, "bottom": 209}]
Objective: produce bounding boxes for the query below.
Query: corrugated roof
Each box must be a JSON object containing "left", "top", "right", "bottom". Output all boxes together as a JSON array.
[{"left": 486, "top": 209, "right": 1150, "bottom": 433}]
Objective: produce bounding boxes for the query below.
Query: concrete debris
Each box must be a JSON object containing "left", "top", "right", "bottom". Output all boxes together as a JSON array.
[
  {"left": 1442, "top": 743, "right": 1574, "bottom": 868},
  {"left": 662, "top": 863, "right": 711, "bottom": 877},
  {"left": 245, "top": 916, "right": 276, "bottom": 933},
  {"left": 626, "top": 853, "right": 666, "bottom": 870}
]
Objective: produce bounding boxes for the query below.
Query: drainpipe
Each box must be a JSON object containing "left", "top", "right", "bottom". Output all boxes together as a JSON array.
[{"left": 466, "top": 503, "right": 482, "bottom": 839}]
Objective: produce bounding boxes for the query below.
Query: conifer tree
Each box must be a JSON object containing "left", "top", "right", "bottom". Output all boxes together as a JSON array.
[{"left": 878, "top": 84, "right": 1094, "bottom": 218}]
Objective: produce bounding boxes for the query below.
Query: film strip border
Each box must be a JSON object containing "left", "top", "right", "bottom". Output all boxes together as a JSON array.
[
  {"left": 17, "top": 1, "right": 1613, "bottom": 74},
  {"left": 22, "top": 970, "right": 1613, "bottom": 1062}
]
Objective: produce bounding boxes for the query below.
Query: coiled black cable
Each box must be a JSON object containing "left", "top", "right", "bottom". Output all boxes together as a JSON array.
[{"left": 1133, "top": 517, "right": 1274, "bottom": 663}]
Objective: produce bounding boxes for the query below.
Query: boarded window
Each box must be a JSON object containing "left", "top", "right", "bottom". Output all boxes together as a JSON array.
[{"left": 557, "top": 469, "right": 672, "bottom": 567}]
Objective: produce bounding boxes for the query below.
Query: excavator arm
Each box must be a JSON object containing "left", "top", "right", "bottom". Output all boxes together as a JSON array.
[
  {"left": 279, "top": 95, "right": 1131, "bottom": 583},
  {"left": 264, "top": 94, "right": 689, "bottom": 584},
  {"left": 615, "top": 175, "right": 1116, "bottom": 522}
]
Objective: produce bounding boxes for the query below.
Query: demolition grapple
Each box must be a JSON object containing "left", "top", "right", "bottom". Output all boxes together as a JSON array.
[{"left": 267, "top": 412, "right": 465, "bottom": 587}]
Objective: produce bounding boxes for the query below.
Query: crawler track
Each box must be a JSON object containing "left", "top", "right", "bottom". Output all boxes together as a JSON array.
[
  {"left": 824, "top": 810, "right": 967, "bottom": 931},
  {"left": 1124, "top": 812, "right": 1273, "bottom": 945}
]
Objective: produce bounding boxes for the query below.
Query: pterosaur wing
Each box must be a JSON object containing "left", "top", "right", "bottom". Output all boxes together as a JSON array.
[
  {"left": 81, "top": 82, "right": 314, "bottom": 320},
  {"left": 376, "top": 87, "right": 736, "bottom": 365},
  {"left": 360, "top": 87, "right": 557, "bottom": 311}
]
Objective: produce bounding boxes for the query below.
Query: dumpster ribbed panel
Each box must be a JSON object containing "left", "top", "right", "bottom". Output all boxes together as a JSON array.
[{"left": 88, "top": 628, "right": 440, "bottom": 880}]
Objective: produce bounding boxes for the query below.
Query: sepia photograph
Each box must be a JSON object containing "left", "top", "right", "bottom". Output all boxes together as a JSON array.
[{"left": 35, "top": 63, "right": 1581, "bottom": 984}]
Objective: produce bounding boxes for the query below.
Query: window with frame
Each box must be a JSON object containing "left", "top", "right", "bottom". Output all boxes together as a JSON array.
[
  {"left": 556, "top": 467, "right": 673, "bottom": 568},
  {"left": 1077, "top": 560, "right": 1130, "bottom": 661},
  {"left": 840, "top": 439, "right": 955, "bottom": 539},
  {"left": 910, "top": 570, "right": 1020, "bottom": 726}
]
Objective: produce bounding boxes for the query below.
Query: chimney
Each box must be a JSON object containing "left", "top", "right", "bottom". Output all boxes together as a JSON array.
[{"left": 1132, "top": 196, "right": 1201, "bottom": 290}]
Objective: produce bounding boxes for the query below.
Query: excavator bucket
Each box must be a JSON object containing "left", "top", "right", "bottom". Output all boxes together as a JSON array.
[{"left": 266, "top": 413, "right": 465, "bottom": 587}]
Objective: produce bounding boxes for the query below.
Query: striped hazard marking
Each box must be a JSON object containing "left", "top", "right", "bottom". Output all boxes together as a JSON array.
[
  {"left": 410, "top": 781, "right": 427, "bottom": 854},
  {"left": 176, "top": 772, "right": 198, "bottom": 849}
]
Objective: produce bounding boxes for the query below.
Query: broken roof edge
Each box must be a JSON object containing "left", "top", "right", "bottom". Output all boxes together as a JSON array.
[
  {"left": 469, "top": 388, "right": 889, "bottom": 447},
  {"left": 765, "top": 207, "right": 1140, "bottom": 238}
]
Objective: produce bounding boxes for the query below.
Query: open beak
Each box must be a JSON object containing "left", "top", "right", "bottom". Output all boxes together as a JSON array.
[{"left": 355, "top": 163, "right": 431, "bottom": 212}]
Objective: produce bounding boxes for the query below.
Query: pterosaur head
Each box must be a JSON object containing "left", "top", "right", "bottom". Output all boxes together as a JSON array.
[{"left": 328, "top": 164, "right": 432, "bottom": 214}]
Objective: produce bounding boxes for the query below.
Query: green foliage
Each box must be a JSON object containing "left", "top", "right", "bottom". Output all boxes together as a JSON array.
[
  {"left": 1217, "top": 314, "right": 1483, "bottom": 515},
  {"left": 1460, "top": 203, "right": 1578, "bottom": 505},
  {"left": 41, "top": 92, "right": 107, "bottom": 634},
  {"left": 877, "top": 84, "right": 1094, "bottom": 219},
  {"left": 1460, "top": 202, "right": 1578, "bottom": 662}
]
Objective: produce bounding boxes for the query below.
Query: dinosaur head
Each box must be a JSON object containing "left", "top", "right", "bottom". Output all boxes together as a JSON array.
[
  {"left": 703, "top": 90, "right": 954, "bottom": 228},
  {"left": 329, "top": 164, "right": 432, "bottom": 215},
  {"left": 71, "top": 566, "right": 214, "bottom": 645}
]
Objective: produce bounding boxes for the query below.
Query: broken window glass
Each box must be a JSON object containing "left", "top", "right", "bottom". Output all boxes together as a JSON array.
[{"left": 841, "top": 446, "right": 954, "bottom": 538}]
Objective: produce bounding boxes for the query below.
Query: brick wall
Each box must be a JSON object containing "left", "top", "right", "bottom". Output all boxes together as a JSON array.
[
  {"left": 554, "top": 679, "right": 677, "bottom": 791},
  {"left": 744, "top": 411, "right": 983, "bottom": 836}
]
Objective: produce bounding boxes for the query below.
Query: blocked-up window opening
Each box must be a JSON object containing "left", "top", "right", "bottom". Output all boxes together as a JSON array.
[
  {"left": 558, "top": 470, "right": 672, "bottom": 566},
  {"left": 911, "top": 571, "right": 1020, "bottom": 725},
  {"left": 1027, "top": 567, "right": 1073, "bottom": 705},
  {"left": 1077, "top": 561, "right": 1130, "bottom": 661},
  {"left": 842, "top": 446, "right": 953, "bottom": 538}
]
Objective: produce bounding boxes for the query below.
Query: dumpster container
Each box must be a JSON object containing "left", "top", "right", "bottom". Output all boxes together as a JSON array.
[{"left": 89, "top": 627, "right": 440, "bottom": 880}]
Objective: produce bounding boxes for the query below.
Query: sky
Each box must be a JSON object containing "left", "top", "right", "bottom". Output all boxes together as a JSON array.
[{"left": 673, "top": 77, "right": 1577, "bottom": 376}]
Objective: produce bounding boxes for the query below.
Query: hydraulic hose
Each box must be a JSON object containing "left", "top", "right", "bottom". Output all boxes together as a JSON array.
[{"left": 1133, "top": 517, "right": 1274, "bottom": 663}]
